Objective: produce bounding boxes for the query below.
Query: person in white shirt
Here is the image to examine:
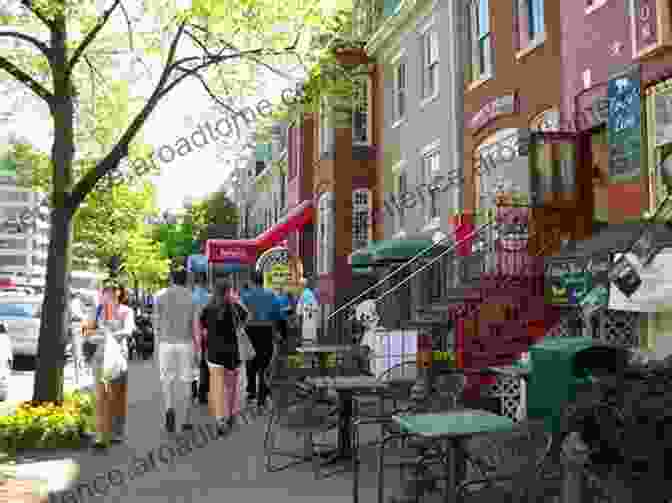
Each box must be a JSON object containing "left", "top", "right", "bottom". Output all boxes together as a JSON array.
[{"left": 153, "top": 269, "right": 199, "bottom": 433}]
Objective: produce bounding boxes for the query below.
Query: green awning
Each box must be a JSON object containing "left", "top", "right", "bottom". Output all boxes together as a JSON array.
[{"left": 348, "top": 238, "right": 443, "bottom": 268}]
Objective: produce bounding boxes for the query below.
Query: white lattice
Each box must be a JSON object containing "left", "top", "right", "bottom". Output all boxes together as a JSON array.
[
  {"left": 599, "top": 310, "right": 639, "bottom": 347},
  {"left": 489, "top": 375, "right": 526, "bottom": 422}
]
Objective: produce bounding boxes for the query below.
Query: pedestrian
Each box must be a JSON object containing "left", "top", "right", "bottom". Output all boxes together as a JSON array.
[
  {"left": 239, "top": 272, "right": 282, "bottom": 412},
  {"left": 274, "top": 289, "right": 294, "bottom": 344},
  {"left": 153, "top": 268, "right": 199, "bottom": 434},
  {"left": 199, "top": 280, "right": 250, "bottom": 434},
  {"left": 84, "top": 282, "right": 135, "bottom": 449}
]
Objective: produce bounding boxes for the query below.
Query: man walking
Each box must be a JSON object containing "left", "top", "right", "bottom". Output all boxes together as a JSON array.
[
  {"left": 153, "top": 269, "right": 198, "bottom": 433},
  {"left": 240, "top": 272, "right": 282, "bottom": 411}
]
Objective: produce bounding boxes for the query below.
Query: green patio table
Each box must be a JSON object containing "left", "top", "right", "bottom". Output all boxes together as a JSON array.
[{"left": 379, "top": 409, "right": 515, "bottom": 503}]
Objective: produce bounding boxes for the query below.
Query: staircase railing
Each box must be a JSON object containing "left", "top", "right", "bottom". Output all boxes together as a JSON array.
[{"left": 327, "top": 221, "right": 498, "bottom": 322}]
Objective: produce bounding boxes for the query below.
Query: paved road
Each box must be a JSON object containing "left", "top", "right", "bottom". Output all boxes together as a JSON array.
[{"left": 21, "top": 360, "right": 396, "bottom": 503}]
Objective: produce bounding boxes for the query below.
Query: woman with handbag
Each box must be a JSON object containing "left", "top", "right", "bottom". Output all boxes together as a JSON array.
[{"left": 199, "top": 280, "right": 252, "bottom": 434}]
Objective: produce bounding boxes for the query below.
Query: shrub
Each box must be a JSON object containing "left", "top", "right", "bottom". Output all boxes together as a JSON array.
[{"left": 0, "top": 391, "right": 95, "bottom": 454}]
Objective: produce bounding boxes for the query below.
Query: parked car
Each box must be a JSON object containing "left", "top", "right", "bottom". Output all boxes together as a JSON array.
[
  {"left": 0, "top": 323, "right": 12, "bottom": 401},
  {"left": 0, "top": 296, "right": 79, "bottom": 364}
]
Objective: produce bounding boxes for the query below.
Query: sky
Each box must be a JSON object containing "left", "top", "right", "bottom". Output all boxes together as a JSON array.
[{"left": 1, "top": 0, "right": 305, "bottom": 212}]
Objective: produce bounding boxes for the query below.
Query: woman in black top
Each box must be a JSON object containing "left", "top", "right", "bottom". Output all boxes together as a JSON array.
[{"left": 200, "top": 280, "right": 248, "bottom": 432}]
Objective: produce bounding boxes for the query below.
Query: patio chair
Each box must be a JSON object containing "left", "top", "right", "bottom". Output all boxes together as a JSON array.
[
  {"left": 263, "top": 344, "right": 342, "bottom": 480},
  {"left": 457, "top": 418, "right": 562, "bottom": 502}
]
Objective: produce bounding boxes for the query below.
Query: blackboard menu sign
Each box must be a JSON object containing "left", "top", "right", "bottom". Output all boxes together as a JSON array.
[{"left": 608, "top": 65, "right": 642, "bottom": 182}]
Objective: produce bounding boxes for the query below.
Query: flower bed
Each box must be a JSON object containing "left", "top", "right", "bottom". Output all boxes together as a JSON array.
[{"left": 0, "top": 391, "right": 95, "bottom": 454}]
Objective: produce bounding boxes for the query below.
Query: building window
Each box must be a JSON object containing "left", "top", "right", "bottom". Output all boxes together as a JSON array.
[
  {"left": 398, "top": 171, "right": 407, "bottom": 231},
  {"left": 352, "top": 78, "right": 369, "bottom": 144},
  {"left": 317, "top": 192, "right": 334, "bottom": 275},
  {"left": 0, "top": 190, "right": 29, "bottom": 203},
  {"left": 393, "top": 59, "right": 407, "bottom": 122},
  {"left": 421, "top": 145, "right": 441, "bottom": 222},
  {"left": 352, "top": 188, "right": 372, "bottom": 251},
  {"left": 516, "top": 0, "right": 545, "bottom": 49},
  {"left": 0, "top": 255, "right": 28, "bottom": 267},
  {"left": 468, "top": 0, "right": 493, "bottom": 82},
  {"left": 320, "top": 97, "right": 332, "bottom": 155},
  {"left": 421, "top": 27, "right": 439, "bottom": 100}
]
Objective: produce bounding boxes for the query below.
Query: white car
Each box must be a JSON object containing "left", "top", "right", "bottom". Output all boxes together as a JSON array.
[
  {"left": 0, "top": 296, "right": 79, "bottom": 363},
  {"left": 0, "top": 327, "right": 11, "bottom": 401}
]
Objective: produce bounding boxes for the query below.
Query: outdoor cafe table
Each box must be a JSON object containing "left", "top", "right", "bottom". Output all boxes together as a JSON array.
[
  {"left": 383, "top": 410, "right": 515, "bottom": 503},
  {"left": 306, "top": 375, "right": 389, "bottom": 461}
]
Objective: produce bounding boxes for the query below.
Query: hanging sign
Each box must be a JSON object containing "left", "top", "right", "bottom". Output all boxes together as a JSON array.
[{"left": 608, "top": 64, "right": 642, "bottom": 183}]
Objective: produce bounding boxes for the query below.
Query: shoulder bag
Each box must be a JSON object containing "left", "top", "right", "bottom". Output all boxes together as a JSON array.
[{"left": 232, "top": 302, "right": 255, "bottom": 361}]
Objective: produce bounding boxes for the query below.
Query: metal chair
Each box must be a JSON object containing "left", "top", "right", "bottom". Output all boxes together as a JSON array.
[
  {"left": 457, "top": 418, "right": 561, "bottom": 502},
  {"left": 263, "top": 343, "right": 342, "bottom": 480}
]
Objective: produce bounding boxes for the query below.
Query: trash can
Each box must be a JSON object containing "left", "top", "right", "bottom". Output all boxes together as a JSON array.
[{"left": 526, "top": 337, "right": 628, "bottom": 434}]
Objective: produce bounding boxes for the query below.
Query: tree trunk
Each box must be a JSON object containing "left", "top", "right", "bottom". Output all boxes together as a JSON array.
[{"left": 32, "top": 206, "right": 72, "bottom": 403}]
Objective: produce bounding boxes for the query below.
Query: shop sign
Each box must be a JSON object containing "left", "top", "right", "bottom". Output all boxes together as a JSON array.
[
  {"left": 608, "top": 64, "right": 642, "bottom": 183},
  {"left": 469, "top": 94, "right": 517, "bottom": 132},
  {"left": 264, "top": 264, "right": 289, "bottom": 290},
  {"left": 208, "top": 245, "right": 255, "bottom": 263},
  {"left": 630, "top": 0, "right": 659, "bottom": 56},
  {"left": 545, "top": 255, "right": 610, "bottom": 306}
]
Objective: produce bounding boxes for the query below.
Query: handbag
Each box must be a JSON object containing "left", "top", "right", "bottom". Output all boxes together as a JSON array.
[{"left": 232, "top": 303, "right": 255, "bottom": 361}]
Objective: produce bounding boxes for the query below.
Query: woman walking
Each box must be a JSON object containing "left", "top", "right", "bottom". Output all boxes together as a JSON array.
[
  {"left": 199, "top": 280, "right": 249, "bottom": 434},
  {"left": 84, "top": 283, "right": 135, "bottom": 449}
]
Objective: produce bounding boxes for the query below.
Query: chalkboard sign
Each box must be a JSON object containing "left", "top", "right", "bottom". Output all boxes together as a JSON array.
[{"left": 608, "top": 65, "right": 642, "bottom": 182}]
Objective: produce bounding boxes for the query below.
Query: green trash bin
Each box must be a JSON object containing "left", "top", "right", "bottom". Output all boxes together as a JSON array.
[{"left": 526, "top": 337, "right": 599, "bottom": 434}]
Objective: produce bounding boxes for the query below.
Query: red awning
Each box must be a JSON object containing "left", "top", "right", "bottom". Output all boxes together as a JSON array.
[
  {"left": 205, "top": 200, "right": 314, "bottom": 264},
  {"left": 206, "top": 239, "right": 257, "bottom": 264},
  {"left": 255, "top": 199, "right": 314, "bottom": 250}
]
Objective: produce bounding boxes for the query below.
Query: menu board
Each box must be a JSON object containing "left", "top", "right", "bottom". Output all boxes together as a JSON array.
[
  {"left": 545, "top": 254, "right": 611, "bottom": 306},
  {"left": 608, "top": 65, "right": 642, "bottom": 182}
]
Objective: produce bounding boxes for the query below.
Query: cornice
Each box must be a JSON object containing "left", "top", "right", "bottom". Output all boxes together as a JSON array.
[
  {"left": 365, "top": 0, "right": 418, "bottom": 57},
  {"left": 365, "top": 0, "right": 440, "bottom": 59}
]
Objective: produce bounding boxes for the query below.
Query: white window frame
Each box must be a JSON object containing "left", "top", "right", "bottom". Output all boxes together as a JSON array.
[
  {"left": 420, "top": 140, "right": 441, "bottom": 228},
  {"left": 320, "top": 96, "right": 332, "bottom": 155},
  {"left": 469, "top": 0, "right": 493, "bottom": 82},
  {"left": 317, "top": 192, "right": 334, "bottom": 275},
  {"left": 517, "top": 0, "right": 546, "bottom": 48},
  {"left": 352, "top": 188, "right": 372, "bottom": 252},
  {"left": 392, "top": 51, "right": 407, "bottom": 126},
  {"left": 352, "top": 77, "right": 370, "bottom": 145},
  {"left": 420, "top": 21, "right": 439, "bottom": 104},
  {"left": 392, "top": 159, "right": 408, "bottom": 235}
]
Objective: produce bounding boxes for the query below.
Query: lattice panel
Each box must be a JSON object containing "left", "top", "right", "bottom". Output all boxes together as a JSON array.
[
  {"left": 487, "top": 374, "right": 525, "bottom": 422},
  {"left": 547, "top": 312, "right": 580, "bottom": 338},
  {"left": 599, "top": 310, "right": 639, "bottom": 347}
]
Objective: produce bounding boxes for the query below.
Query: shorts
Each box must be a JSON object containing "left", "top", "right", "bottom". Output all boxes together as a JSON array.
[{"left": 158, "top": 342, "right": 194, "bottom": 382}]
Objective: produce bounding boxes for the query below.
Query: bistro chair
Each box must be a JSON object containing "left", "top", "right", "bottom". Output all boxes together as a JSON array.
[
  {"left": 263, "top": 342, "right": 342, "bottom": 480},
  {"left": 457, "top": 418, "right": 561, "bottom": 502}
]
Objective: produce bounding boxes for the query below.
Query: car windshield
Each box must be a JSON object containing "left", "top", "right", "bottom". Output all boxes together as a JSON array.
[{"left": 0, "top": 303, "right": 40, "bottom": 318}]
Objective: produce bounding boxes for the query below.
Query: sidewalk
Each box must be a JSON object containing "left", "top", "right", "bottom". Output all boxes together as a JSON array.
[{"left": 26, "top": 360, "right": 391, "bottom": 503}]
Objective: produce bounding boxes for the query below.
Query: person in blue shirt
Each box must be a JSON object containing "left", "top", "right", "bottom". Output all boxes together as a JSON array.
[
  {"left": 239, "top": 272, "right": 282, "bottom": 409},
  {"left": 274, "top": 289, "right": 295, "bottom": 344}
]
